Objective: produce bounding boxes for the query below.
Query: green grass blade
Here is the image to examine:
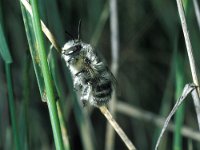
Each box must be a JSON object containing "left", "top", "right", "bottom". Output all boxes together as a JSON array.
[
  {"left": 0, "top": 17, "right": 20, "bottom": 149},
  {"left": 152, "top": 55, "right": 175, "bottom": 149},
  {"left": 48, "top": 48, "right": 71, "bottom": 150},
  {"left": 0, "top": 24, "right": 12, "bottom": 64},
  {"left": 87, "top": 0, "right": 103, "bottom": 38},
  {"left": 43, "top": 0, "right": 65, "bottom": 44},
  {"left": 29, "top": 0, "right": 64, "bottom": 149},
  {"left": 19, "top": 1, "right": 47, "bottom": 102},
  {"left": 5, "top": 64, "right": 21, "bottom": 150},
  {"left": 173, "top": 50, "right": 185, "bottom": 150},
  {"left": 173, "top": 34, "right": 185, "bottom": 150},
  {"left": 173, "top": 1, "right": 189, "bottom": 149},
  {"left": 20, "top": 52, "right": 31, "bottom": 150}
]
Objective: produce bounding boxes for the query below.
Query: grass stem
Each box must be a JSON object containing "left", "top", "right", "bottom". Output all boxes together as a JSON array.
[
  {"left": 173, "top": 51, "right": 185, "bottom": 150},
  {"left": 116, "top": 101, "right": 200, "bottom": 142},
  {"left": 0, "top": 19, "right": 21, "bottom": 150},
  {"left": 5, "top": 64, "right": 21, "bottom": 150},
  {"left": 105, "top": 0, "right": 119, "bottom": 149},
  {"left": 192, "top": 0, "right": 200, "bottom": 31},
  {"left": 29, "top": 0, "right": 64, "bottom": 149},
  {"left": 100, "top": 106, "right": 136, "bottom": 150},
  {"left": 21, "top": 0, "right": 61, "bottom": 53}
]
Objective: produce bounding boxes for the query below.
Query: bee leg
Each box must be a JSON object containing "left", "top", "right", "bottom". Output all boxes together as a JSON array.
[
  {"left": 73, "top": 74, "right": 83, "bottom": 91},
  {"left": 80, "top": 85, "right": 91, "bottom": 106},
  {"left": 81, "top": 100, "right": 87, "bottom": 107}
]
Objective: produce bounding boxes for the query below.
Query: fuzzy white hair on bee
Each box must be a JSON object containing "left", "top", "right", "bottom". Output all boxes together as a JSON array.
[{"left": 62, "top": 20, "right": 114, "bottom": 107}]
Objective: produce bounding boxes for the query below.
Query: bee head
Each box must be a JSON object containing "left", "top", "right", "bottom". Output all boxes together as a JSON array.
[
  {"left": 62, "top": 40, "right": 83, "bottom": 55},
  {"left": 62, "top": 19, "right": 83, "bottom": 56}
]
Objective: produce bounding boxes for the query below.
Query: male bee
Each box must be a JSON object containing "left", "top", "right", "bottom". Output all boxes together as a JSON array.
[{"left": 62, "top": 22, "right": 114, "bottom": 107}]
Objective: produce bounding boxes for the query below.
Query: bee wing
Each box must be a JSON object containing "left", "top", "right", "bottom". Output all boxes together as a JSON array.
[
  {"left": 93, "top": 62, "right": 117, "bottom": 85},
  {"left": 93, "top": 62, "right": 104, "bottom": 70}
]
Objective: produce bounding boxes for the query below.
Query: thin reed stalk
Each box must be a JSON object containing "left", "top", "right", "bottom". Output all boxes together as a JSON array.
[
  {"left": 176, "top": 0, "right": 200, "bottom": 130},
  {"left": 116, "top": 101, "right": 200, "bottom": 142},
  {"left": 192, "top": 0, "right": 200, "bottom": 31},
  {"left": 105, "top": 0, "right": 119, "bottom": 149},
  {"left": 100, "top": 106, "right": 136, "bottom": 150},
  {"left": 56, "top": 101, "right": 70, "bottom": 150}
]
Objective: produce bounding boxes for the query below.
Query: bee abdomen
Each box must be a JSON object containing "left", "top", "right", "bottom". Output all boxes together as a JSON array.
[
  {"left": 91, "top": 80, "right": 112, "bottom": 106},
  {"left": 93, "top": 95, "right": 112, "bottom": 106},
  {"left": 93, "top": 88, "right": 112, "bottom": 98},
  {"left": 95, "top": 81, "right": 112, "bottom": 92}
]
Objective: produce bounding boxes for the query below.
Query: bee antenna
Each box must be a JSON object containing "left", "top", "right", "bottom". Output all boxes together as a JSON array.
[
  {"left": 65, "top": 30, "right": 75, "bottom": 41},
  {"left": 78, "top": 19, "right": 82, "bottom": 41}
]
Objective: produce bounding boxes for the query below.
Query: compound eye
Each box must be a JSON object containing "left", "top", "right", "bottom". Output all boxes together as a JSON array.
[
  {"left": 67, "top": 49, "right": 74, "bottom": 55},
  {"left": 66, "top": 45, "right": 82, "bottom": 55}
]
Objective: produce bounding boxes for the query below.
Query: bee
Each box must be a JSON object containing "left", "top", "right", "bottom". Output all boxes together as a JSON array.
[{"left": 62, "top": 22, "right": 115, "bottom": 107}]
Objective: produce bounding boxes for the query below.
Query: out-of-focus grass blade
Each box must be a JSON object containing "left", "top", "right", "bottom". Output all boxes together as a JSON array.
[
  {"left": 0, "top": 61, "right": 3, "bottom": 148},
  {"left": 193, "top": 0, "right": 200, "bottom": 31},
  {"left": 0, "top": 59, "right": 9, "bottom": 150},
  {"left": 0, "top": 20, "right": 21, "bottom": 150},
  {"left": 0, "top": 24, "right": 12, "bottom": 64},
  {"left": 90, "top": 1, "right": 109, "bottom": 47},
  {"left": 150, "top": 0, "right": 178, "bottom": 38},
  {"left": 87, "top": 0, "right": 103, "bottom": 38},
  {"left": 5, "top": 127, "right": 12, "bottom": 150},
  {"left": 152, "top": 59, "right": 175, "bottom": 149},
  {"left": 19, "top": 51, "right": 31, "bottom": 150},
  {"left": 43, "top": 0, "right": 65, "bottom": 44},
  {"left": 5, "top": 64, "right": 21, "bottom": 150},
  {"left": 173, "top": 43, "right": 186, "bottom": 150}
]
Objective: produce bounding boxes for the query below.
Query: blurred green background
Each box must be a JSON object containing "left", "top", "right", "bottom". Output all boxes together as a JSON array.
[{"left": 1, "top": 0, "right": 200, "bottom": 149}]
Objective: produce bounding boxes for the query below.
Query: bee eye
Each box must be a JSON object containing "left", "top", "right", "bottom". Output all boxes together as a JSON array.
[{"left": 65, "top": 44, "right": 82, "bottom": 55}]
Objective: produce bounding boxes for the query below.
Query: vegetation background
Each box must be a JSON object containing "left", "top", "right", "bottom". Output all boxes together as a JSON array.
[{"left": 1, "top": 0, "right": 200, "bottom": 149}]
